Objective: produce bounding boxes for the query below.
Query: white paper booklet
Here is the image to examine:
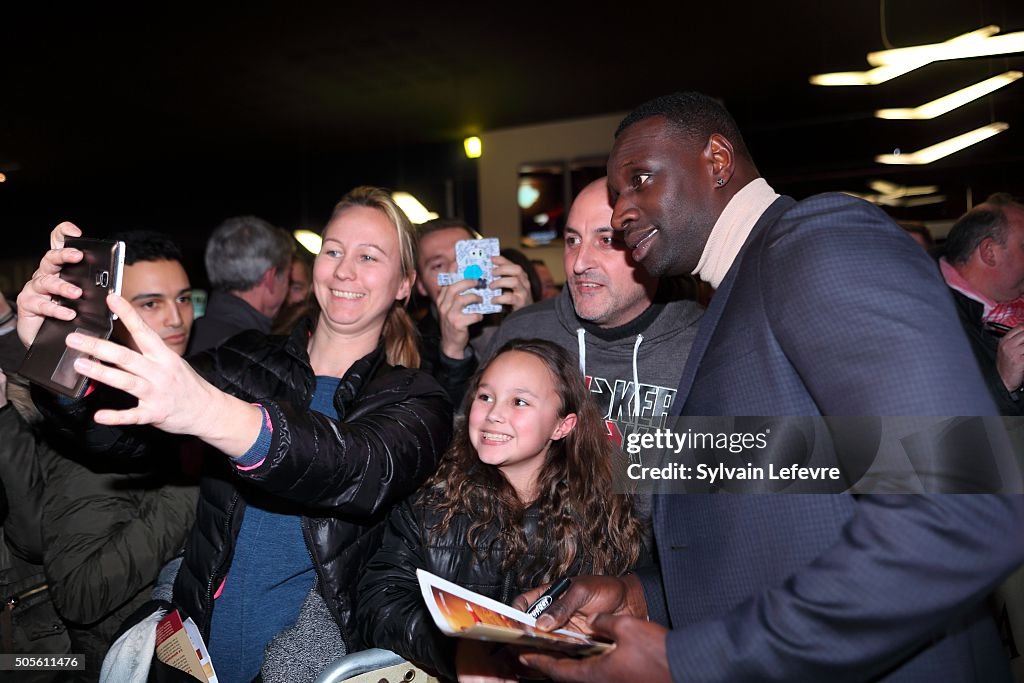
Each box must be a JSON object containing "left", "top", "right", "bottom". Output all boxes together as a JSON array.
[{"left": 416, "top": 568, "right": 611, "bottom": 657}]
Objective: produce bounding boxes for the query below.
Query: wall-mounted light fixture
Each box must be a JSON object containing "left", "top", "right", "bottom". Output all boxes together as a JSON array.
[
  {"left": 464, "top": 136, "right": 482, "bottom": 159},
  {"left": 875, "top": 122, "right": 1009, "bottom": 165},
  {"left": 876, "top": 71, "right": 1022, "bottom": 119}
]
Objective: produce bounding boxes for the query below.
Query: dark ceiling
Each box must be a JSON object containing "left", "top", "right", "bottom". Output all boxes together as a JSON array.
[{"left": 3, "top": 0, "right": 1024, "bottom": 267}]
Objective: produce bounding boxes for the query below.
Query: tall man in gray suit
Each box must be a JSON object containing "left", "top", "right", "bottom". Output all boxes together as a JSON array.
[{"left": 519, "top": 92, "right": 1024, "bottom": 683}]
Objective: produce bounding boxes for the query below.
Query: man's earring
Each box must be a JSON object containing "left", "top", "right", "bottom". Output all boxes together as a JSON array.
[{"left": 716, "top": 178, "right": 725, "bottom": 187}]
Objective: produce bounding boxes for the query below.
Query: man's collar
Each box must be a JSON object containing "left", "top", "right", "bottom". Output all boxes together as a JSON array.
[
  {"left": 578, "top": 300, "right": 664, "bottom": 342},
  {"left": 693, "top": 178, "right": 780, "bottom": 289},
  {"left": 939, "top": 257, "right": 995, "bottom": 313}
]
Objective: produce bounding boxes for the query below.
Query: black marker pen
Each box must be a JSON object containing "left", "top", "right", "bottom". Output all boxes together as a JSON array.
[
  {"left": 526, "top": 577, "right": 572, "bottom": 619},
  {"left": 986, "top": 321, "right": 1012, "bottom": 337}
]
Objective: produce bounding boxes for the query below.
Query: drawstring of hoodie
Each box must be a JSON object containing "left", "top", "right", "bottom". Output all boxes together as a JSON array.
[
  {"left": 576, "top": 328, "right": 645, "bottom": 418},
  {"left": 576, "top": 328, "right": 587, "bottom": 377},
  {"left": 632, "top": 334, "right": 644, "bottom": 417}
]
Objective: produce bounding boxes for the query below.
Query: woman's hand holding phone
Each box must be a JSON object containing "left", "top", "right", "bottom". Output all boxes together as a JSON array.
[
  {"left": 66, "top": 293, "right": 263, "bottom": 456},
  {"left": 16, "top": 222, "right": 85, "bottom": 348},
  {"left": 16, "top": 221, "right": 263, "bottom": 451}
]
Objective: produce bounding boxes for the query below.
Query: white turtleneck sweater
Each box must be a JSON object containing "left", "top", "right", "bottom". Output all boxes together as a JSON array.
[{"left": 692, "top": 178, "right": 780, "bottom": 289}]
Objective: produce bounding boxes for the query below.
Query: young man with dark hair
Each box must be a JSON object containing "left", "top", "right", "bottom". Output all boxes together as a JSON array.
[{"left": 113, "top": 230, "right": 194, "bottom": 356}]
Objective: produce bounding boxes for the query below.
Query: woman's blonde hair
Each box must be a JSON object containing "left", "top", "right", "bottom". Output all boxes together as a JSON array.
[{"left": 327, "top": 186, "right": 420, "bottom": 368}]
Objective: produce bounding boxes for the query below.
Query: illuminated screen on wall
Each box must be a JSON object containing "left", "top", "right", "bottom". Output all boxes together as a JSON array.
[{"left": 518, "top": 157, "right": 606, "bottom": 248}]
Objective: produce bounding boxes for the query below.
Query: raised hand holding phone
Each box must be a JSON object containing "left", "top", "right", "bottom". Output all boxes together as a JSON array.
[
  {"left": 18, "top": 235, "right": 125, "bottom": 398},
  {"left": 64, "top": 293, "right": 263, "bottom": 455},
  {"left": 436, "top": 278, "right": 484, "bottom": 360},
  {"left": 437, "top": 238, "right": 502, "bottom": 315},
  {"left": 16, "top": 222, "right": 85, "bottom": 349},
  {"left": 488, "top": 254, "right": 534, "bottom": 312}
]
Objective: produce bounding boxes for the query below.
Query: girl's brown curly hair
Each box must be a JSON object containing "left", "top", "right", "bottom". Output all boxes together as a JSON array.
[{"left": 422, "top": 338, "right": 645, "bottom": 586}]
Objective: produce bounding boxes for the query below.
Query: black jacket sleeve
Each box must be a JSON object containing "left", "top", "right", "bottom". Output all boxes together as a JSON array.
[
  {"left": 0, "top": 404, "right": 47, "bottom": 561},
  {"left": 423, "top": 351, "right": 476, "bottom": 410},
  {"left": 31, "top": 382, "right": 183, "bottom": 462},
  {"left": 416, "top": 312, "right": 477, "bottom": 407},
  {"left": 40, "top": 460, "right": 198, "bottom": 625},
  {"left": 355, "top": 499, "right": 457, "bottom": 681},
  {"left": 233, "top": 369, "right": 453, "bottom": 518}
]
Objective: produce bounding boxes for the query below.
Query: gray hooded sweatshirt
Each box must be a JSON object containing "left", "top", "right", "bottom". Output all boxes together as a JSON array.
[{"left": 484, "top": 285, "right": 703, "bottom": 454}]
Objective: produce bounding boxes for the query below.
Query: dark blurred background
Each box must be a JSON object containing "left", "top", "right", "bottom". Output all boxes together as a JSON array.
[{"left": 2, "top": 1, "right": 1023, "bottom": 291}]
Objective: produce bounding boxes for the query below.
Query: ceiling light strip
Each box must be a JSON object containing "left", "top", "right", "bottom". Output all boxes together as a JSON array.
[
  {"left": 865, "top": 25, "right": 1001, "bottom": 67},
  {"left": 868, "top": 180, "right": 940, "bottom": 197},
  {"left": 809, "top": 59, "right": 930, "bottom": 86},
  {"left": 875, "top": 71, "right": 1023, "bottom": 119},
  {"left": 810, "top": 25, "right": 1024, "bottom": 86},
  {"left": 875, "top": 122, "right": 1009, "bottom": 165},
  {"left": 868, "top": 28, "right": 1024, "bottom": 66}
]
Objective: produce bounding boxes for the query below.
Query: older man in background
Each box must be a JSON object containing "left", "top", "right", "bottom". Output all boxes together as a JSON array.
[{"left": 188, "top": 215, "right": 293, "bottom": 353}]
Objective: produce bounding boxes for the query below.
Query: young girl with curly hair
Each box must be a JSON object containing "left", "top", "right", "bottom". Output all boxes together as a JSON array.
[{"left": 357, "top": 338, "right": 648, "bottom": 682}]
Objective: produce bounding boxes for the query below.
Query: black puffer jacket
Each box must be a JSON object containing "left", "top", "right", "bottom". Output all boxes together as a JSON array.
[
  {"left": 415, "top": 309, "right": 477, "bottom": 406},
  {"left": 357, "top": 493, "right": 619, "bottom": 681},
  {"left": 38, "top": 319, "right": 454, "bottom": 654},
  {"left": 171, "top": 322, "right": 453, "bottom": 649},
  {"left": 17, "top": 383, "right": 198, "bottom": 680}
]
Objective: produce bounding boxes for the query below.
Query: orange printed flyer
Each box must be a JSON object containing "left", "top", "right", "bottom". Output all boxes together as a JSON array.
[
  {"left": 416, "top": 569, "right": 611, "bottom": 657},
  {"left": 155, "top": 609, "right": 219, "bottom": 683}
]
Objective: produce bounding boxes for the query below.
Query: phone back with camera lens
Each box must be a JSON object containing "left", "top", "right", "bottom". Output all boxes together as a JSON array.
[{"left": 18, "top": 238, "right": 125, "bottom": 399}]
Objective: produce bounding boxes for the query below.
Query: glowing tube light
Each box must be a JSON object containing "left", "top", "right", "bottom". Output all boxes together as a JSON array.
[
  {"left": 875, "top": 71, "right": 1022, "bottom": 119},
  {"left": 875, "top": 123, "right": 1009, "bottom": 165}
]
